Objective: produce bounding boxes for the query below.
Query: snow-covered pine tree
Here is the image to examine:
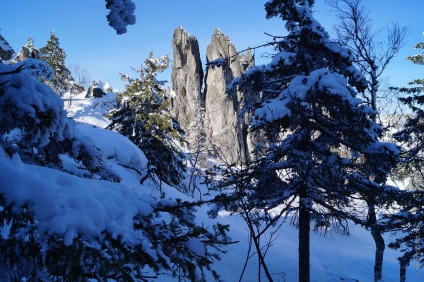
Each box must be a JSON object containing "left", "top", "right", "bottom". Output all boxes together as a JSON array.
[
  {"left": 225, "top": 1, "right": 399, "bottom": 281},
  {"left": 39, "top": 31, "right": 73, "bottom": 95},
  {"left": 324, "top": 3, "right": 408, "bottom": 279},
  {"left": 0, "top": 59, "right": 116, "bottom": 181},
  {"left": 1, "top": 4, "right": 229, "bottom": 281},
  {"left": 389, "top": 35, "right": 424, "bottom": 282},
  {"left": 108, "top": 52, "right": 186, "bottom": 188}
]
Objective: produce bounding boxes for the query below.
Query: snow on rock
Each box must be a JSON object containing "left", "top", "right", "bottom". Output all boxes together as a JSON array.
[
  {"left": 0, "top": 34, "right": 16, "bottom": 63},
  {"left": 85, "top": 79, "right": 117, "bottom": 98}
]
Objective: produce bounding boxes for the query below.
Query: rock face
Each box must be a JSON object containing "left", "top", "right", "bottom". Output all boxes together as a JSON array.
[
  {"left": 86, "top": 80, "right": 114, "bottom": 98},
  {"left": 0, "top": 34, "right": 15, "bottom": 63},
  {"left": 203, "top": 29, "right": 254, "bottom": 164},
  {"left": 171, "top": 27, "right": 255, "bottom": 164},
  {"left": 11, "top": 37, "right": 40, "bottom": 64},
  {"left": 170, "top": 27, "right": 204, "bottom": 145}
]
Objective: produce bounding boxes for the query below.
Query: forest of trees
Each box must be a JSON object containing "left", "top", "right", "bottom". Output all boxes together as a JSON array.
[{"left": 0, "top": 0, "right": 423, "bottom": 281}]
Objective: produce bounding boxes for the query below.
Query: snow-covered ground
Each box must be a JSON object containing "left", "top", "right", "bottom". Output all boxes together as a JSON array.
[
  {"left": 64, "top": 91, "right": 423, "bottom": 281},
  {"left": 2, "top": 90, "right": 422, "bottom": 281}
]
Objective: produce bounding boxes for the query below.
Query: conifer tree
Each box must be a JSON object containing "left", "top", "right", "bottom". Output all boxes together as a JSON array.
[
  {"left": 40, "top": 31, "right": 72, "bottom": 95},
  {"left": 324, "top": 3, "right": 408, "bottom": 279},
  {"left": 223, "top": 1, "right": 399, "bottom": 281},
  {"left": 389, "top": 35, "right": 424, "bottom": 281},
  {"left": 108, "top": 52, "right": 186, "bottom": 188}
]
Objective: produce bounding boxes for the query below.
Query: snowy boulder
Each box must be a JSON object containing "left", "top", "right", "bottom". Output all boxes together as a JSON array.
[
  {"left": 86, "top": 79, "right": 115, "bottom": 98},
  {"left": 0, "top": 33, "right": 15, "bottom": 63},
  {"left": 10, "top": 37, "right": 40, "bottom": 64}
]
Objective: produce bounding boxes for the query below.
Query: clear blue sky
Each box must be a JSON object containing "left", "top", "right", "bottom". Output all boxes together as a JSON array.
[{"left": 0, "top": 0, "right": 423, "bottom": 92}]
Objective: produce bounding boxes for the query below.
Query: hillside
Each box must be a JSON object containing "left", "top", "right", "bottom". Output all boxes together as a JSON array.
[{"left": 63, "top": 91, "right": 422, "bottom": 281}]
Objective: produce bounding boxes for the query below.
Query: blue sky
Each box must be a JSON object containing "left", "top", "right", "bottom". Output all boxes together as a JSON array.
[{"left": 0, "top": 0, "right": 423, "bottom": 91}]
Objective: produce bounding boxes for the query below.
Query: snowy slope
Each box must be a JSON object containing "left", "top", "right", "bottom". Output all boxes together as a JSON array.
[
  {"left": 1, "top": 87, "right": 421, "bottom": 281},
  {"left": 62, "top": 92, "right": 423, "bottom": 282}
]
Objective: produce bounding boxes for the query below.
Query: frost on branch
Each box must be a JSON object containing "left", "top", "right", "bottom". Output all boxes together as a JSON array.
[{"left": 105, "top": 0, "right": 136, "bottom": 34}]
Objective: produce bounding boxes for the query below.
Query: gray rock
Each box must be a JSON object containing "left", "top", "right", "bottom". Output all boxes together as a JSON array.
[
  {"left": 170, "top": 27, "right": 256, "bottom": 164},
  {"left": 86, "top": 80, "right": 114, "bottom": 98},
  {"left": 203, "top": 29, "right": 254, "bottom": 164},
  {"left": 11, "top": 37, "right": 40, "bottom": 64},
  {"left": 170, "top": 27, "right": 204, "bottom": 145},
  {"left": 0, "top": 34, "right": 15, "bottom": 63}
]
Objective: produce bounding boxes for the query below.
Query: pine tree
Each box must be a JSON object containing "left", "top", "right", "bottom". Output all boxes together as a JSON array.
[
  {"left": 0, "top": 57, "right": 115, "bottom": 182},
  {"left": 40, "top": 31, "right": 72, "bottom": 95},
  {"left": 224, "top": 1, "right": 399, "bottom": 281},
  {"left": 389, "top": 34, "right": 424, "bottom": 282},
  {"left": 108, "top": 52, "right": 186, "bottom": 188}
]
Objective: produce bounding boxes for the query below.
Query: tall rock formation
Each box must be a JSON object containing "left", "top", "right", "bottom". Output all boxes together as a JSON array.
[
  {"left": 203, "top": 29, "right": 254, "bottom": 164},
  {"left": 171, "top": 27, "right": 254, "bottom": 164},
  {"left": 0, "top": 33, "right": 15, "bottom": 63},
  {"left": 170, "top": 27, "right": 204, "bottom": 146}
]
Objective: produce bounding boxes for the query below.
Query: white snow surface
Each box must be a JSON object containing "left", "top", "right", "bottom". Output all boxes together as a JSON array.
[
  {"left": 65, "top": 91, "right": 117, "bottom": 128},
  {"left": 0, "top": 152, "right": 155, "bottom": 247},
  {"left": 0, "top": 86, "right": 422, "bottom": 281}
]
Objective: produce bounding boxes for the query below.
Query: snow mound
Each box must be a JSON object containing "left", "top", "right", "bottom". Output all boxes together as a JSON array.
[{"left": 0, "top": 153, "right": 155, "bottom": 247}]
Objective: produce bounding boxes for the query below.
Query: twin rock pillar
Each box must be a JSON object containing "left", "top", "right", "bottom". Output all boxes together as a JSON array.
[{"left": 171, "top": 27, "right": 255, "bottom": 165}]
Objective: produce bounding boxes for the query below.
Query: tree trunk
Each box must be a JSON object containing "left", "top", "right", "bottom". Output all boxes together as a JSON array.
[
  {"left": 299, "top": 190, "right": 310, "bottom": 282},
  {"left": 399, "top": 258, "right": 407, "bottom": 282},
  {"left": 368, "top": 203, "right": 385, "bottom": 282}
]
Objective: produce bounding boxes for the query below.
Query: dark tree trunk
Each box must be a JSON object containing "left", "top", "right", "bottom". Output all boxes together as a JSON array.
[
  {"left": 368, "top": 203, "right": 385, "bottom": 282},
  {"left": 399, "top": 259, "right": 407, "bottom": 282},
  {"left": 299, "top": 189, "right": 310, "bottom": 282}
]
